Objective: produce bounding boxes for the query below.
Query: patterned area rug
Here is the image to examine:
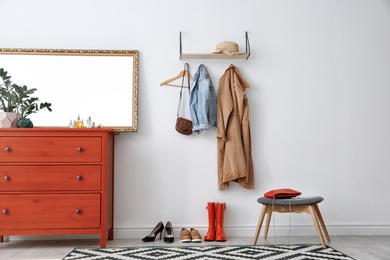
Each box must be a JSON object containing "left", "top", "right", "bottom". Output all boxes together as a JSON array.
[{"left": 63, "top": 244, "right": 354, "bottom": 259}]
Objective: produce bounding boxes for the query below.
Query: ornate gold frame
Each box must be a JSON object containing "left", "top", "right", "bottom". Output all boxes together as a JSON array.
[{"left": 0, "top": 48, "right": 138, "bottom": 132}]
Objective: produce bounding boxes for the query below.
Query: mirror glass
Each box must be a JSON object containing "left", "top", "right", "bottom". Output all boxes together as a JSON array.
[{"left": 0, "top": 48, "right": 138, "bottom": 132}]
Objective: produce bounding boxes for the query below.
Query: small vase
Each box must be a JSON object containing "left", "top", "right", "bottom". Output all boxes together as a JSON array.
[
  {"left": 17, "top": 118, "right": 34, "bottom": 128},
  {"left": 0, "top": 112, "right": 21, "bottom": 128}
]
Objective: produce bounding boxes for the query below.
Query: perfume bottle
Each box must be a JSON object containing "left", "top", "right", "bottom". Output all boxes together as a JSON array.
[
  {"left": 86, "top": 116, "right": 93, "bottom": 128},
  {"left": 76, "top": 115, "right": 82, "bottom": 128}
]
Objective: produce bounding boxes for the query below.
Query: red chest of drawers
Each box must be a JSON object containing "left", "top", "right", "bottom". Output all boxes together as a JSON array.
[{"left": 0, "top": 128, "right": 117, "bottom": 248}]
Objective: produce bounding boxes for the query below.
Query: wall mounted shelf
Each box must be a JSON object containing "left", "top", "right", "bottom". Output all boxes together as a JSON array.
[{"left": 179, "top": 31, "right": 250, "bottom": 60}]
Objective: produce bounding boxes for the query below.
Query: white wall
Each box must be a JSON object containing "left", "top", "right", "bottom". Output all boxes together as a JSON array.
[{"left": 1, "top": 0, "right": 390, "bottom": 238}]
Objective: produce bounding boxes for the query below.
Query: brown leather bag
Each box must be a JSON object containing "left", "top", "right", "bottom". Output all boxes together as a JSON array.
[
  {"left": 175, "top": 63, "right": 193, "bottom": 135},
  {"left": 176, "top": 117, "right": 193, "bottom": 135}
]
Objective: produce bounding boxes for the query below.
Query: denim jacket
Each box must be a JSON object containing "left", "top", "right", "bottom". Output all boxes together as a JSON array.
[{"left": 189, "top": 64, "right": 217, "bottom": 133}]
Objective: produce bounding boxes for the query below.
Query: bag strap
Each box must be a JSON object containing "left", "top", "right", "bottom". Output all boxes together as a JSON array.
[{"left": 177, "top": 63, "right": 190, "bottom": 118}]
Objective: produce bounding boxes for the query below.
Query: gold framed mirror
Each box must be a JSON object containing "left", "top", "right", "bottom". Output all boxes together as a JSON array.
[{"left": 0, "top": 48, "right": 138, "bottom": 132}]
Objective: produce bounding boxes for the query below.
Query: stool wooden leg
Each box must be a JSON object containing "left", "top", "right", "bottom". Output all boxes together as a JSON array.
[
  {"left": 264, "top": 211, "right": 272, "bottom": 239},
  {"left": 253, "top": 205, "right": 267, "bottom": 245},
  {"left": 314, "top": 204, "right": 331, "bottom": 242},
  {"left": 309, "top": 205, "right": 327, "bottom": 248}
]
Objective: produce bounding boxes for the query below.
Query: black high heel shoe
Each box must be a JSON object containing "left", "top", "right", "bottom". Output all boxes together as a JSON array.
[
  {"left": 142, "top": 221, "right": 164, "bottom": 242},
  {"left": 163, "top": 221, "right": 174, "bottom": 243}
]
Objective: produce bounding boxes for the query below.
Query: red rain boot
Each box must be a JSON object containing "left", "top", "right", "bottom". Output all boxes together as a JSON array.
[
  {"left": 204, "top": 202, "right": 215, "bottom": 241},
  {"left": 215, "top": 202, "right": 226, "bottom": 242}
]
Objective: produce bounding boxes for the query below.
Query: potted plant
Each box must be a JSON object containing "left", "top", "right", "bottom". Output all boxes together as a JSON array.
[{"left": 0, "top": 67, "right": 52, "bottom": 128}]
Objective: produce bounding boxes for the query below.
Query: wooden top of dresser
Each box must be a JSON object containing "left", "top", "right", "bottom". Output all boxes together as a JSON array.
[{"left": 0, "top": 127, "right": 119, "bottom": 135}]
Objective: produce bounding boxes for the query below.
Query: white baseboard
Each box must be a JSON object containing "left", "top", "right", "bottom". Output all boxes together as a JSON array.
[
  {"left": 114, "top": 224, "right": 390, "bottom": 239},
  {"left": 5, "top": 224, "right": 390, "bottom": 242}
]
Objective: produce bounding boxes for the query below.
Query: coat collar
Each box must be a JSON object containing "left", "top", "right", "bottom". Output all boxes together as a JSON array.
[{"left": 227, "top": 65, "right": 250, "bottom": 90}]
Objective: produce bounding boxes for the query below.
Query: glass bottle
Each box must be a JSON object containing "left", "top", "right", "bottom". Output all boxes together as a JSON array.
[
  {"left": 76, "top": 115, "right": 82, "bottom": 128},
  {"left": 86, "top": 116, "right": 92, "bottom": 128}
]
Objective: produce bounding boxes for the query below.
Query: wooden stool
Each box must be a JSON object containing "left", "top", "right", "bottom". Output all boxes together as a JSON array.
[{"left": 253, "top": 196, "right": 330, "bottom": 248}]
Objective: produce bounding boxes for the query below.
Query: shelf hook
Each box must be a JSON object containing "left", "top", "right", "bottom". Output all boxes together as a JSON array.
[
  {"left": 245, "top": 31, "right": 250, "bottom": 60},
  {"left": 179, "top": 31, "right": 183, "bottom": 60}
]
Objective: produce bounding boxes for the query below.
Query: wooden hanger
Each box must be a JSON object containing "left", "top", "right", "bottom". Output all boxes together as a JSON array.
[{"left": 160, "top": 65, "right": 193, "bottom": 88}]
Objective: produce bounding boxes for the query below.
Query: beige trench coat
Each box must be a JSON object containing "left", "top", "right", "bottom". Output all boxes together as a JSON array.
[{"left": 217, "top": 65, "right": 254, "bottom": 190}]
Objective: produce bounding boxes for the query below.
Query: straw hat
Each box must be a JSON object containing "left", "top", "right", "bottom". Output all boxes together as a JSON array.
[{"left": 213, "top": 41, "right": 245, "bottom": 56}]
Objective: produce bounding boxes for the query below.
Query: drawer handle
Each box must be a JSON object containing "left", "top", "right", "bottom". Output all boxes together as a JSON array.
[
  {"left": 77, "top": 147, "right": 83, "bottom": 152},
  {"left": 76, "top": 176, "right": 82, "bottom": 180},
  {"left": 5, "top": 147, "right": 10, "bottom": 152},
  {"left": 75, "top": 209, "right": 81, "bottom": 214},
  {"left": 2, "top": 209, "right": 7, "bottom": 215},
  {"left": 4, "top": 176, "right": 9, "bottom": 181}
]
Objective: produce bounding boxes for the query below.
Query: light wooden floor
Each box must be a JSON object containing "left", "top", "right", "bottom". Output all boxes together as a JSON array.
[{"left": 0, "top": 236, "right": 389, "bottom": 260}]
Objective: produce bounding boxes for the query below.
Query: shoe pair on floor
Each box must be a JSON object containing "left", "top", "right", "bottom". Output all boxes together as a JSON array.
[
  {"left": 204, "top": 202, "right": 227, "bottom": 242},
  {"left": 180, "top": 228, "right": 202, "bottom": 243},
  {"left": 142, "top": 221, "right": 174, "bottom": 243},
  {"left": 141, "top": 221, "right": 202, "bottom": 243}
]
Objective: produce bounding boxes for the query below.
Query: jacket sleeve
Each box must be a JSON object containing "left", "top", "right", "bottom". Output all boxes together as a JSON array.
[
  {"left": 217, "top": 70, "right": 233, "bottom": 143},
  {"left": 189, "top": 72, "right": 199, "bottom": 130}
]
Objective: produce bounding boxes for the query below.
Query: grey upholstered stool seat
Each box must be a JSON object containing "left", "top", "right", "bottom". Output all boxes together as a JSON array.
[
  {"left": 253, "top": 196, "right": 330, "bottom": 248},
  {"left": 257, "top": 196, "right": 324, "bottom": 206}
]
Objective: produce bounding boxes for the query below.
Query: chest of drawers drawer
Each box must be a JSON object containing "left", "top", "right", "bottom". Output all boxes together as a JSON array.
[
  {"left": 0, "top": 165, "right": 101, "bottom": 191},
  {"left": 0, "top": 194, "right": 100, "bottom": 229},
  {"left": 0, "top": 137, "right": 102, "bottom": 163}
]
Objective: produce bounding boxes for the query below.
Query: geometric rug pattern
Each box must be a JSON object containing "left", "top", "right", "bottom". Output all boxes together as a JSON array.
[{"left": 63, "top": 245, "right": 355, "bottom": 260}]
